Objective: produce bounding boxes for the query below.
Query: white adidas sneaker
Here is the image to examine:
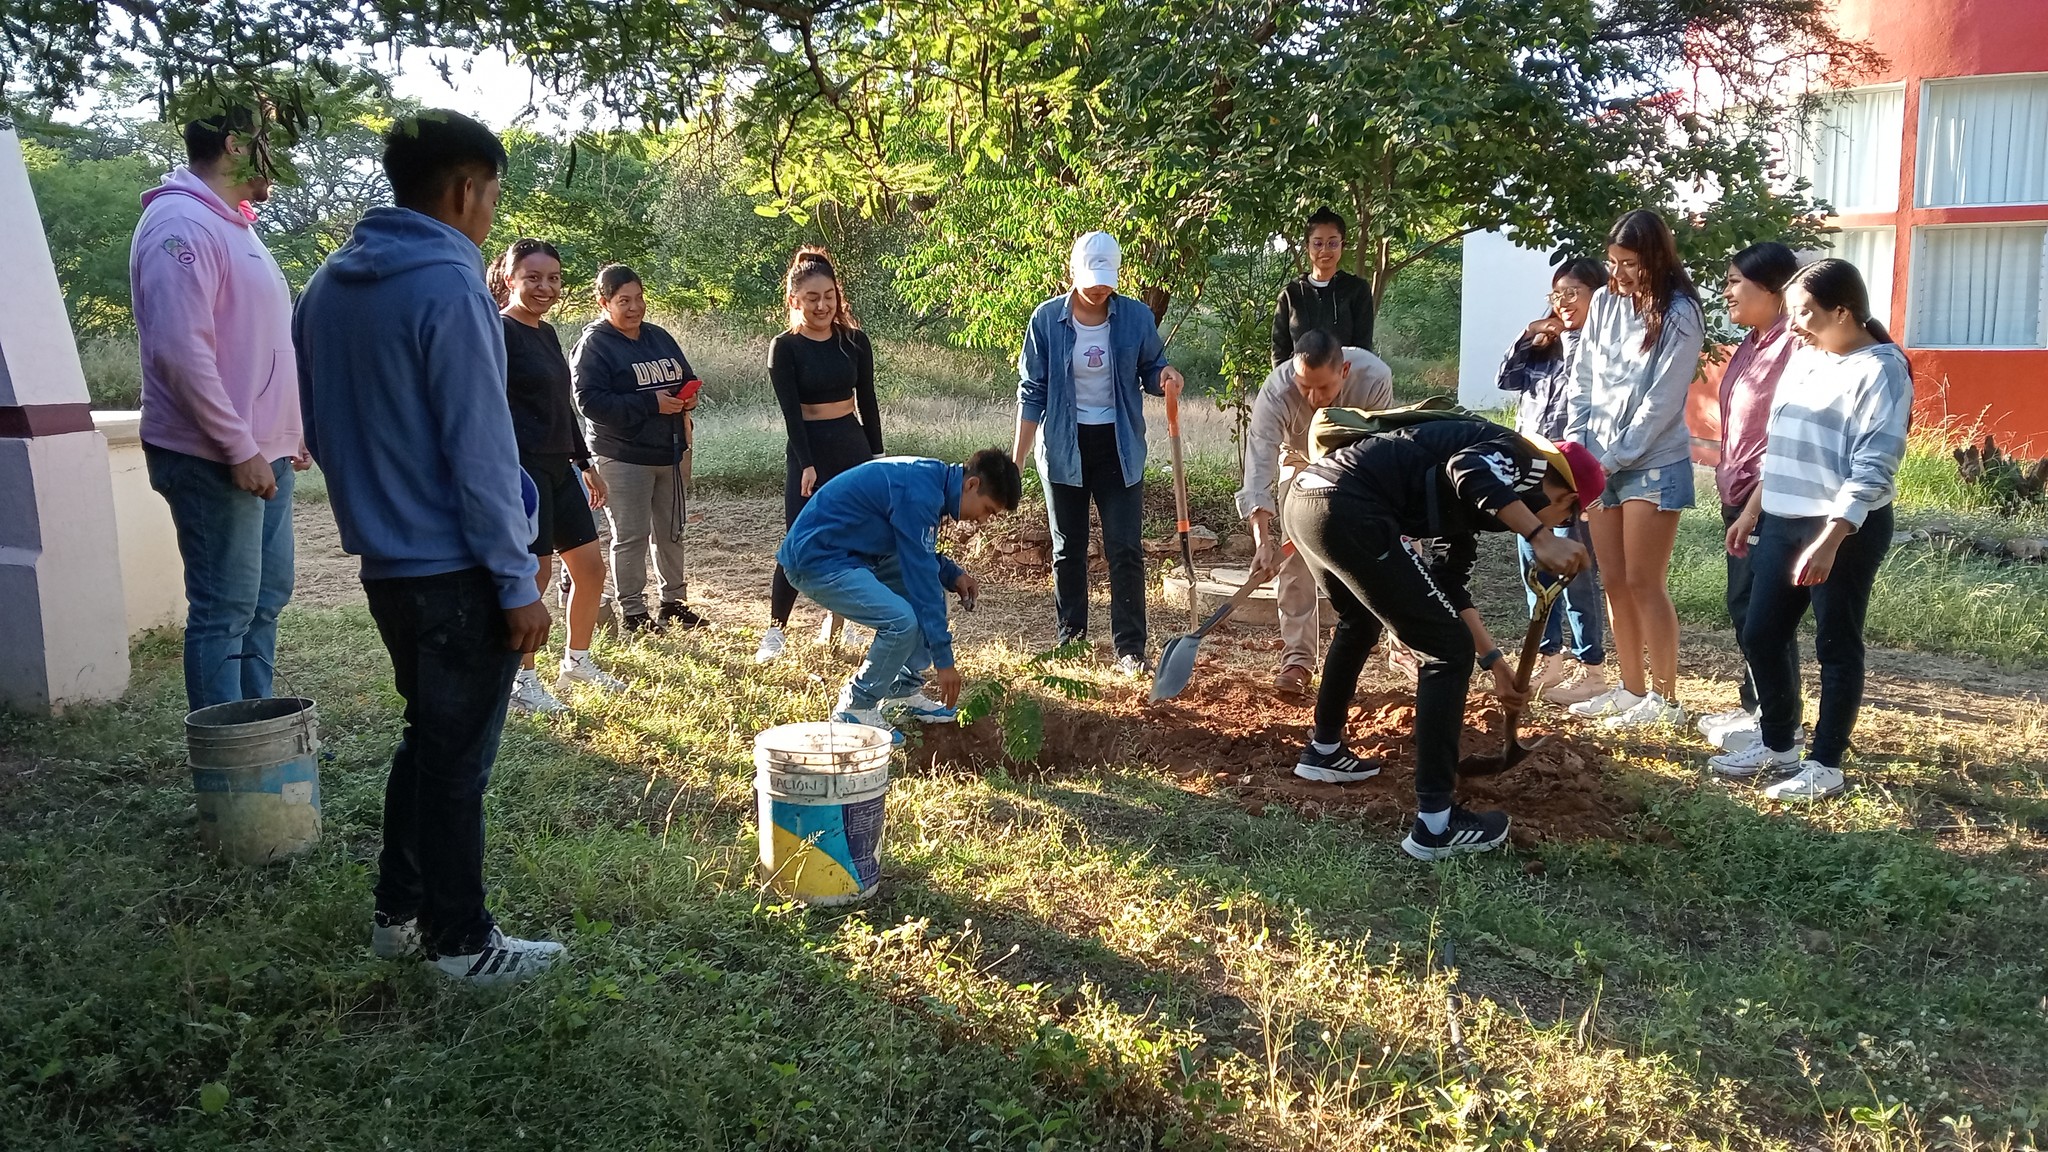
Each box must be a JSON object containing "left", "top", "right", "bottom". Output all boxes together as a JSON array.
[
  {"left": 555, "top": 651, "right": 626, "bottom": 695},
  {"left": 427, "top": 928, "right": 566, "bottom": 986}
]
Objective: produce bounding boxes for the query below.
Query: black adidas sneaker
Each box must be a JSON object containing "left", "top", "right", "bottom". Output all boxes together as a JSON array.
[
  {"left": 1401, "top": 806, "right": 1511, "bottom": 861},
  {"left": 1293, "top": 744, "right": 1384, "bottom": 784}
]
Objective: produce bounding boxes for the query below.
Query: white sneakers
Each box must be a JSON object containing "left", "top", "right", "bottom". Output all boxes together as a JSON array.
[
  {"left": 830, "top": 705, "right": 904, "bottom": 746},
  {"left": 1764, "top": 761, "right": 1847, "bottom": 801},
  {"left": 1697, "top": 706, "right": 1755, "bottom": 744},
  {"left": 426, "top": 928, "right": 567, "bottom": 986},
  {"left": 881, "top": 691, "right": 957, "bottom": 723},
  {"left": 755, "top": 626, "right": 787, "bottom": 664},
  {"left": 556, "top": 651, "right": 626, "bottom": 695},
  {"left": 1113, "top": 654, "right": 1151, "bottom": 678},
  {"left": 1708, "top": 739, "right": 1804, "bottom": 778},
  {"left": 509, "top": 669, "right": 567, "bottom": 715},
  {"left": 1568, "top": 686, "right": 1641, "bottom": 719},
  {"left": 1602, "top": 691, "right": 1684, "bottom": 729}
]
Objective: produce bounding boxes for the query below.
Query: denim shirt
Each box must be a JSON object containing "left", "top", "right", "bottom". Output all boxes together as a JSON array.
[{"left": 1018, "top": 292, "right": 1168, "bottom": 488}]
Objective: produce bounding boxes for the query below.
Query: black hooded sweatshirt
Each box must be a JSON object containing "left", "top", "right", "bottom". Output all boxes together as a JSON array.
[
  {"left": 1271, "top": 269, "right": 1375, "bottom": 365},
  {"left": 570, "top": 317, "right": 694, "bottom": 467}
]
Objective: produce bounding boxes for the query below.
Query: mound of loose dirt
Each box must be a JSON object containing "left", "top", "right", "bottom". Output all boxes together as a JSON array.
[{"left": 909, "top": 658, "right": 1644, "bottom": 846}]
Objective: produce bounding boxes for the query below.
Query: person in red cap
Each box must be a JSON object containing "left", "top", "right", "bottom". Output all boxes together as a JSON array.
[{"left": 1281, "top": 414, "right": 1601, "bottom": 859}]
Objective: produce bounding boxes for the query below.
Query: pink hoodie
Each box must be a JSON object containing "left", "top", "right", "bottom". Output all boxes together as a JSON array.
[{"left": 130, "top": 167, "right": 301, "bottom": 464}]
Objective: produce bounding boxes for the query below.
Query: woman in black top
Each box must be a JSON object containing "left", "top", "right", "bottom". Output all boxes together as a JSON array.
[
  {"left": 754, "top": 247, "right": 885, "bottom": 663},
  {"left": 488, "top": 239, "right": 627, "bottom": 714},
  {"left": 571, "top": 264, "right": 707, "bottom": 634},
  {"left": 1271, "top": 206, "right": 1375, "bottom": 365}
]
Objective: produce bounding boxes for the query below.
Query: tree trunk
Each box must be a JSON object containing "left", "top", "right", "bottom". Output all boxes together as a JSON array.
[{"left": 1139, "top": 285, "right": 1171, "bottom": 327}]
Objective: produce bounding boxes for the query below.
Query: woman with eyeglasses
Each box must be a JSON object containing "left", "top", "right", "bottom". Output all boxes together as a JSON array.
[
  {"left": 1696, "top": 241, "right": 1805, "bottom": 754},
  {"left": 1562, "top": 209, "right": 1706, "bottom": 729},
  {"left": 1495, "top": 257, "right": 1612, "bottom": 707},
  {"left": 487, "top": 238, "right": 627, "bottom": 715},
  {"left": 1271, "top": 206, "right": 1375, "bottom": 365}
]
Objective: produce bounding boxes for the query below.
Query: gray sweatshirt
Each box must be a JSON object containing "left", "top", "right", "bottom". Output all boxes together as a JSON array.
[
  {"left": 1564, "top": 287, "right": 1704, "bottom": 474},
  {"left": 1234, "top": 347, "right": 1394, "bottom": 520}
]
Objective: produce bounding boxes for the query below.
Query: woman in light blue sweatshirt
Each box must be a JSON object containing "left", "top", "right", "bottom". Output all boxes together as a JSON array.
[{"left": 1564, "top": 209, "right": 1705, "bottom": 729}]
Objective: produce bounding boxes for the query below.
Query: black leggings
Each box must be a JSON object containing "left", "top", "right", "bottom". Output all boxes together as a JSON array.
[
  {"left": 1285, "top": 488, "right": 1474, "bottom": 813},
  {"left": 770, "top": 415, "right": 877, "bottom": 625}
]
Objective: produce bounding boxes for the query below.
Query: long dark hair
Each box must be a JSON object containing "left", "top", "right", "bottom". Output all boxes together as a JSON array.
[
  {"left": 487, "top": 237, "right": 562, "bottom": 308},
  {"left": 594, "top": 263, "right": 642, "bottom": 304},
  {"left": 1606, "top": 210, "right": 1698, "bottom": 352},
  {"left": 783, "top": 246, "right": 860, "bottom": 334},
  {"left": 1790, "top": 257, "right": 1898, "bottom": 346},
  {"left": 1729, "top": 241, "right": 1800, "bottom": 294}
]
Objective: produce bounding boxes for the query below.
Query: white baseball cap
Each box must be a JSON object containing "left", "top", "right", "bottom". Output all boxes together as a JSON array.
[{"left": 1069, "top": 231, "right": 1121, "bottom": 290}]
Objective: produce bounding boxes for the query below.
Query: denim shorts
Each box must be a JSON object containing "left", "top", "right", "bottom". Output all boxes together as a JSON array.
[{"left": 1601, "top": 462, "right": 1695, "bottom": 511}]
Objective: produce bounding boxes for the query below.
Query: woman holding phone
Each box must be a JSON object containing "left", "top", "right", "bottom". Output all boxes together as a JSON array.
[
  {"left": 571, "top": 263, "right": 709, "bottom": 634},
  {"left": 489, "top": 238, "right": 628, "bottom": 714},
  {"left": 755, "top": 248, "right": 885, "bottom": 663}
]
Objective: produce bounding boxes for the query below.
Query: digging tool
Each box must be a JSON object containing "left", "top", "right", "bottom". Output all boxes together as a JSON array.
[
  {"left": 1150, "top": 542, "right": 1295, "bottom": 702},
  {"left": 1456, "top": 566, "right": 1566, "bottom": 778},
  {"left": 1165, "top": 386, "right": 1198, "bottom": 628}
]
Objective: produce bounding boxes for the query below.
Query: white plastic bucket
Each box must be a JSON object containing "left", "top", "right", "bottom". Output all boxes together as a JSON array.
[{"left": 754, "top": 722, "right": 893, "bottom": 905}]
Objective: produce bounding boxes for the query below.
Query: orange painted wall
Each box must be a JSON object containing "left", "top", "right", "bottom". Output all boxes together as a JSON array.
[{"left": 1821, "top": 0, "right": 2048, "bottom": 452}]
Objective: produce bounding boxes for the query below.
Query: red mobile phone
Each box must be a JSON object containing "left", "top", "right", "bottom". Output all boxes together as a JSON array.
[{"left": 676, "top": 378, "right": 704, "bottom": 402}]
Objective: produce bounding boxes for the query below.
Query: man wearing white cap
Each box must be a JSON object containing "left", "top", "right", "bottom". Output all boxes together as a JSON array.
[{"left": 1014, "top": 231, "right": 1186, "bottom": 675}]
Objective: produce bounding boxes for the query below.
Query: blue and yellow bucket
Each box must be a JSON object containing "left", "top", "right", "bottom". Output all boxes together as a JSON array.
[
  {"left": 754, "top": 722, "right": 893, "bottom": 905},
  {"left": 186, "top": 697, "right": 322, "bottom": 865}
]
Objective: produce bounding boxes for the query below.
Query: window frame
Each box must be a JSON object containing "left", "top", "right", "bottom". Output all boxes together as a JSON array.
[
  {"left": 1906, "top": 222, "right": 2048, "bottom": 351},
  {"left": 1915, "top": 71, "right": 2048, "bottom": 211}
]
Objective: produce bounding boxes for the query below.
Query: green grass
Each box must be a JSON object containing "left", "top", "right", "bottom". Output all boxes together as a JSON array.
[{"left": 4, "top": 612, "right": 2045, "bottom": 1149}]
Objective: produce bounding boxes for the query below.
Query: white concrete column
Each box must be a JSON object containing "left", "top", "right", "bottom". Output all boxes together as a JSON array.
[
  {"left": 0, "top": 119, "right": 131, "bottom": 712},
  {"left": 1457, "top": 231, "right": 1560, "bottom": 412}
]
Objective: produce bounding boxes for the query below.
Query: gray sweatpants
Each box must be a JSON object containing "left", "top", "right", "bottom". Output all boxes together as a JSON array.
[{"left": 597, "top": 455, "right": 688, "bottom": 615}]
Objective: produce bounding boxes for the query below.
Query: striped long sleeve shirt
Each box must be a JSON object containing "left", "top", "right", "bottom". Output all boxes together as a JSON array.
[{"left": 1757, "top": 342, "right": 1913, "bottom": 529}]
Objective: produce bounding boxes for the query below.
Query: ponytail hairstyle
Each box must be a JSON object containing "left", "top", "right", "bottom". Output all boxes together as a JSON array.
[
  {"left": 487, "top": 237, "right": 562, "bottom": 309},
  {"left": 1729, "top": 241, "right": 1800, "bottom": 294},
  {"left": 783, "top": 245, "right": 860, "bottom": 334},
  {"left": 1790, "top": 257, "right": 1899, "bottom": 346},
  {"left": 1605, "top": 209, "right": 1698, "bottom": 352},
  {"left": 594, "top": 262, "right": 643, "bottom": 304}
]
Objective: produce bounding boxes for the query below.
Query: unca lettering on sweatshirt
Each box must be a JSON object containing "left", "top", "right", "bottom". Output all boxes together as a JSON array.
[
  {"left": 293, "top": 206, "right": 540, "bottom": 609},
  {"left": 130, "top": 166, "right": 301, "bottom": 464},
  {"left": 776, "top": 457, "right": 967, "bottom": 669},
  {"left": 570, "top": 318, "right": 693, "bottom": 467}
]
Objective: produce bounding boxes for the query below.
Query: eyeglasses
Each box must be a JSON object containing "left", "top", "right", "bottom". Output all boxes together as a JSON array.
[
  {"left": 1307, "top": 238, "right": 1345, "bottom": 251},
  {"left": 1548, "top": 287, "right": 1587, "bottom": 305}
]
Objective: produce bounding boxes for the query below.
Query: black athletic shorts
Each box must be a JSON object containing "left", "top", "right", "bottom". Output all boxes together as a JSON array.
[{"left": 523, "top": 453, "right": 600, "bottom": 556}]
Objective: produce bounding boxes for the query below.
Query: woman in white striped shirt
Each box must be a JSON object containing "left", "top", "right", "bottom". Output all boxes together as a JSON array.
[{"left": 1709, "top": 259, "right": 1913, "bottom": 800}]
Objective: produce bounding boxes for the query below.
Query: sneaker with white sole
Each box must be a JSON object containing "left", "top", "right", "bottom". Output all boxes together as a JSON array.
[
  {"left": 371, "top": 911, "right": 420, "bottom": 959},
  {"left": 1401, "top": 806, "right": 1511, "bottom": 861},
  {"left": 1763, "top": 760, "right": 1846, "bottom": 801},
  {"left": 509, "top": 670, "right": 567, "bottom": 715},
  {"left": 1568, "top": 686, "right": 1642, "bottom": 719},
  {"left": 1697, "top": 706, "right": 1756, "bottom": 743},
  {"left": 754, "top": 626, "right": 787, "bottom": 664},
  {"left": 1542, "top": 662, "right": 1609, "bottom": 707},
  {"left": 1708, "top": 739, "right": 1805, "bottom": 778},
  {"left": 555, "top": 652, "right": 626, "bottom": 696},
  {"left": 1602, "top": 692, "right": 1684, "bottom": 730},
  {"left": 882, "top": 691, "right": 957, "bottom": 723},
  {"left": 1293, "top": 744, "right": 1383, "bottom": 784},
  {"left": 1713, "top": 722, "right": 1808, "bottom": 753},
  {"left": 831, "top": 707, "right": 904, "bottom": 746},
  {"left": 426, "top": 927, "right": 566, "bottom": 986},
  {"left": 1113, "top": 654, "right": 1151, "bottom": 678}
]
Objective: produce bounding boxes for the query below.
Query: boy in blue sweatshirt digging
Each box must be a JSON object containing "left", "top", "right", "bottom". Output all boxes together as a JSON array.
[{"left": 778, "top": 449, "right": 1023, "bottom": 741}]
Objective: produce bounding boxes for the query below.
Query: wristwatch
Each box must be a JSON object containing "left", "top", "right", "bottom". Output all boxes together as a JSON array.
[{"left": 1477, "top": 647, "right": 1505, "bottom": 671}]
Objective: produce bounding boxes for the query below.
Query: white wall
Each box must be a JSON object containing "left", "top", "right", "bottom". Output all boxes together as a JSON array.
[
  {"left": 1457, "top": 231, "right": 1559, "bottom": 412},
  {"left": 96, "top": 411, "right": 187, "bottom": 637}
]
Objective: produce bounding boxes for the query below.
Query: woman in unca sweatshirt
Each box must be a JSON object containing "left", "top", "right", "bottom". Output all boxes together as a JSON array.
[
  {"left": 1564, "top": 209, "right": 1706, "bottom": 730},
  {"left": 570, "top": 264, "right": 706, "bottom": 633}
]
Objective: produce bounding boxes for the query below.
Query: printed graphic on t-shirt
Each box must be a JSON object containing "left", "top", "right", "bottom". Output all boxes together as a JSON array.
[
  {"left": 631, "top": 358, "right": 688, "bottom": 390},
  {"left": 1082, "top": 344, "right": 1107, "bottom": 369}
]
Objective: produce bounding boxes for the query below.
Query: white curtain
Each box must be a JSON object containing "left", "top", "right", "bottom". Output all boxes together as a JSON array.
[
  {"left": 1797, "top": 87, "right": 1905, "bottom": 213},
  {"left": 1917, "top": 76, "right": 2048, "bottom": 208},
  {"left": 1910, "top": 226, "right": 2048, "bottom": 348},
  {"left": 1826, "top": 227, "right": 1897, "bottom": 327}
]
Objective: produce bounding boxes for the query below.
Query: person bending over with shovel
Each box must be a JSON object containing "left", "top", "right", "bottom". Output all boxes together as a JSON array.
[
  {"left": 1285, "top": 409, "right": 1603, "bottom": 860},
  {"left": 779, "top": 449, "right": 1023, "bottom": 743}
]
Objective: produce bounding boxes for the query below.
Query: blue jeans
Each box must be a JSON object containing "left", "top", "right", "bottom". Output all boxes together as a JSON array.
[
  {"left": 145, "top": 446, "right": 297, "bottom": 712},
  {"left": 1739, "top": 505, "right": 1893, "bottom": 767},
  {"left": 795, "top": 556, "right": 935, "bottom": 709},
  {"left": 362, "top": 568, "right": 522, "bottom": 957},
  {"left": 1046, "top": 423, "right": 1147, "bottom": 658},
  {"left": 1517, "top": 518, "right": 1605, "bottom": 665}
]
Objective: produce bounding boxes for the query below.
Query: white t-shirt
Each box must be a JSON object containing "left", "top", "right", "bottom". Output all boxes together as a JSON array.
[{"left": 1071, "top": 319, "right": 1116, "bottom": 425}]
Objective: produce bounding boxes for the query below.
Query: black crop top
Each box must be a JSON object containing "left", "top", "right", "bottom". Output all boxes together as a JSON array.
[{"left": 769, "top": 328, "right": 884, "bottom": 468}]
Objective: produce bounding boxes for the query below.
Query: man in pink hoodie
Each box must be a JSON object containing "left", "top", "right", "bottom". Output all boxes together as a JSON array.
[{"left": 130, "top": 109, "right": 306, "bottom": 711}]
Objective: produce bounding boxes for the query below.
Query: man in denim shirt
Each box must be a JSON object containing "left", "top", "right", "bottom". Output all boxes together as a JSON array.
[{"left": 1013, "top": 232, "right": 1185, "bottom": 674}]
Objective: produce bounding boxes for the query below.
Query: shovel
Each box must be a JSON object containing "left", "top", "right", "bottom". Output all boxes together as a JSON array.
[
  {"left": 1165, "top": 386, "right": 1198, "bottom": 627},
  {"left": 1456, "top": 566, "right": 1565, "bottom": 778},
  {"left": 1150, "top": 542, "right": 1294, "bottom": 702}
]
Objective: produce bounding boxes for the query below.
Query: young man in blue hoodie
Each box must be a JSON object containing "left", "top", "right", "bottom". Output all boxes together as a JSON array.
[
  {"left": 295, "top": 111, "right": 562, "bottom": 986},
  {"left": 777, "top": 449, "right": 1023, "bottom": 741}
]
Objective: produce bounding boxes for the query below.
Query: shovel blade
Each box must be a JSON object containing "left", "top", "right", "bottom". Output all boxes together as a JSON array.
[
  {"left": 1149, "top": 632, "right": 1202, "bottom": 701},
  {"left": 1455, "top": 733, "right": 1550, "bottom": 778}
]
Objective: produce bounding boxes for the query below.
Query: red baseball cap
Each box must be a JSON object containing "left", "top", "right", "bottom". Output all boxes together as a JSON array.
[{"left": 1522, "top": 434, "right": 1606, "bottom": 504}]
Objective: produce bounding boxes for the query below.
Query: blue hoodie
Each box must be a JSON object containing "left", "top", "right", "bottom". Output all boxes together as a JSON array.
[
  {"left": 294, "top": 207, "right": 540, "bottom": 608},
  {"left": 777, "top": 457, "right": 966, "bottom": 668}
]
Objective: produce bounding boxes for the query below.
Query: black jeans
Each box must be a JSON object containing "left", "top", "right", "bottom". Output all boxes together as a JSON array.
[
  {"left": 362, "top": 568, "right": 523, "bottom": 956},
  {"left": 1739, "top": 504, "right": 1893, "bottom": 766},
  {"left": 1046, "top": 423, "right": 1148, "bottom": 658},
  {"left": 1721, "top": 502, "right": 1763, "bottom": 712},
  {"left": 1286, "top": 488, "right": 1473, "bottom": 813},
  {"left": 771, "top": 415, "right": 876, "bottom": 625}
]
